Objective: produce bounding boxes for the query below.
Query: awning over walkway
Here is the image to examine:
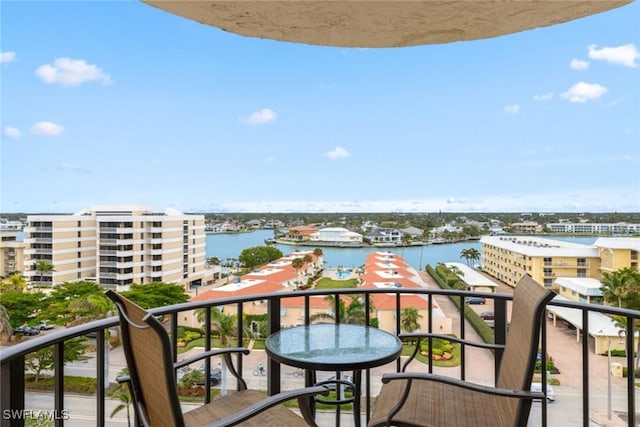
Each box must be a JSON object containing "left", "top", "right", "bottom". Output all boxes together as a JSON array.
[{"left": 548, "top": 295, "right": 624, "bottom": 337}]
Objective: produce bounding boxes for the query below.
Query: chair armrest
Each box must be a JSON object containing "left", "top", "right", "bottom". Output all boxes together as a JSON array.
[
  {"left": 203, "top": 385, "right": 330, "bottom": 427},
  {"left": 115, "top": 375, "right": 130, "bottom": 385},
  {"left": 381, "top": 372, "right": 545, "bottom": 400},
  {"left": 174, "top": 347, "right": 250, "bottom": 369}
]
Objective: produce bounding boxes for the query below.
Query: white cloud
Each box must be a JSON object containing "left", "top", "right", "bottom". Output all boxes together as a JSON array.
[
  {"left": 35, "top": 57, "right": 112, "bottom": 87},
  {"left": 533, "top": 92, "right": 554, "bottom": 102},
  {"left": 570, "top": 59, "right": 590, "bottom": 70},
  {"left": 31, "top": 121, "right": 65, "bottom": 136},
  {"left": 0, "top": 51, "right": 16, "bottom": 63},
  {"left": 242, "top": 108, "right": 277, "bottom": 125},
  {"left": 324, "top": 146, "right": 350, "bottom": 160},
  {"left": 561, "top": 82, "right": 607, "bottom": 103},
  {"left": 504, "top": 104, "right": 520, "bottom": 114},
  {"left": 588, "top": 43, "right": 639, "bottom": 68},
  {"left": 3, "top": 126, "right": 22, "bottom": 139}
]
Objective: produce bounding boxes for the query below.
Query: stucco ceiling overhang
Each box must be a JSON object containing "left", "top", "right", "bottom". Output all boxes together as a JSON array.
[{"left": 142, "top": 1, "right": 632, "bottom": 48}]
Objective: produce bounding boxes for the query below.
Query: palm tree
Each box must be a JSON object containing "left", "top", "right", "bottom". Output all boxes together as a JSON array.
[
  {"left": 291, "top": 258, "right": 304, "bottom": 288},
  {"left": 459, "top": 248, "right": 473, "bottom": 267},
  {"left": 196, "top": 307, "right": 249, "bottom": 396},
  {"left": 34, "top": 260, "right": 55, "bottom": 286},
  {"left": 400, "top": 307, "right": 422, "bottom": 333},
  {"left": 612, "top": 315, "right": 640, "bottom": 369},
  {"left": 109, "top": 368, "right": 132, "bottom": 427},
  {"left": 1, "top": 273, "right": 27, "bottom": 292},
  {"left": 601, "top": 270, "right": 631, "bottom": 308},
  {"left": 302, "top": 254, "right": 313, "bottom": 276},
  {"left": 466, "top": 248, "right": 481, "bottom": 268},
  {"left": 310, "top": 295, "right": 373, "bottom": 325}
]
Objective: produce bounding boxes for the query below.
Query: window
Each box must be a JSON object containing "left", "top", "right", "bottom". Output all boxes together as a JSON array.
[
  {"left": 543, "top": 279, "right": 552, "bottom": 288},
  {"left": 577, "top": 269, "right": 587, "bottom": 278}
]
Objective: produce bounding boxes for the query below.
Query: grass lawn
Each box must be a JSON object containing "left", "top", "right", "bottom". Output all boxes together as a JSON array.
[{"left": 313, "top": 278, "right": 359, "bottom": 289}]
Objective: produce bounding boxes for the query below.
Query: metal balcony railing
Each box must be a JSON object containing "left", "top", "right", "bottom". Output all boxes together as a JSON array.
[{"left": 1, "top": 288, "right": 639, "bottom": 427}]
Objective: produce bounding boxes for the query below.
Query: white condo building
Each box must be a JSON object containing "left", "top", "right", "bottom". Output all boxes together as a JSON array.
[{"left": 23, "top": 205, "right": 206, "bottom": 289}]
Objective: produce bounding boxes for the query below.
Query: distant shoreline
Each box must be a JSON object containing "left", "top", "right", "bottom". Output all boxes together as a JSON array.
[{"left": 268, "top": 237, "right": 477, "bottom": 249}]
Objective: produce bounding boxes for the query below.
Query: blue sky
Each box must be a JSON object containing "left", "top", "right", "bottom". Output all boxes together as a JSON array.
[{"left": 1, "top": 1, "right": 639, "bottom": 213}]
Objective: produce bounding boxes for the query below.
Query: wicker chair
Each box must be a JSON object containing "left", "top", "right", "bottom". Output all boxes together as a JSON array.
[
  {"left": 368, "top": 275, "right": 555, "bottom": 427},
  {"left": 106, "top": 290, "right": 328, "bottom": 427}
]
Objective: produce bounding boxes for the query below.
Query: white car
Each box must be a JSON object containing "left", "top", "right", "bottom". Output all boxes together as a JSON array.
[{"left": 531, "top": 382, "right": 555, "bottom": 402}]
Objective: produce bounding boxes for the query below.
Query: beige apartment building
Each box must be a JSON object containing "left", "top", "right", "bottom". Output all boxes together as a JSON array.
[
  {"left": 481, "top": 236, "right": 640, "bottom": 289},
  {"left": 0, "top": 232, "right": 26, "bottom": 277},
  {"left": 23, "top": 205, "right": 206, "bottom": 289},
  {"left": 594, "top": 237, "right": 640, "bottom": 273},
  {"left": 480, "top": 236, "right": 600, "bottom": 288}
]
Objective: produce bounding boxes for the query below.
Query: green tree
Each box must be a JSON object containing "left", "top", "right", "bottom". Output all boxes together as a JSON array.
[
  {"left": 25, "top": 338, "right": 86, "bottom": 382},
  {"left": 34, "top": 260, "right": 55, "bottom": 286},
  {"left": 601, "top": 269, "right": 632, "bottom": 308},
  {"left": 120, "top": 282, "right": 189, "bottom": 309},
  {"left": 238, "top": 246, "right": 283, "bottom": 270},
  {"left": 400, "top": 307, "right": 422, "bottom": 333},
  {"left": 44, "top": 281, "right": 112, "bottom": 325},
  {"left": 208, "top": 256, "right": 221, "bottom": 266},
  {"left": 0, "top": 290, "right": 44, "bottom": 327}
]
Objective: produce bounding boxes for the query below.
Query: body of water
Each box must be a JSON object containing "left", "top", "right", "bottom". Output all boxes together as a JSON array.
[{"left": 206, "top": 230, "right": 597, "bottom": 271}]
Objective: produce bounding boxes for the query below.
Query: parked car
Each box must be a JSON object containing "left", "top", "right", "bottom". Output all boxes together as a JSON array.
[
  {"left": 319, "top": 374, "right": 354, "bottom": 392},
  {"left": 197, "top": 367, "right": 221, "bottom": 386},
  {"left": 14, "top": 326, "right": 40, "bottom": 336},
  {"left": 480, "top": 311, "right": 495, "bottom": 320},
  {"left": 465, "top": 297, "right": 486, "bottom": 305},
  {"left": 38, "top": 322, "right": 55, "bottom": 330},
  {"left": 530, "top": 382, "right": 556, "bottom": 402}
]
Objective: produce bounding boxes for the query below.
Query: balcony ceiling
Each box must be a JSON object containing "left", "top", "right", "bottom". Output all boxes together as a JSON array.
[{"left": 142, "top": 0, "right": 631, "bottom": 48}]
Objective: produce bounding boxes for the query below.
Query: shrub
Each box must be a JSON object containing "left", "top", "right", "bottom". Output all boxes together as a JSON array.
[
  {"left": 26, "top": 374, "right": 96, "bottom": 394},
  {"left": 622, "top": 367, "right": 640, "bottom": 378}
]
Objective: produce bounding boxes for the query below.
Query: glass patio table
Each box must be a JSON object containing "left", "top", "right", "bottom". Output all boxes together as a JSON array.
[{"left": 265, "top": 323, "right": 402, "bottom": 427}]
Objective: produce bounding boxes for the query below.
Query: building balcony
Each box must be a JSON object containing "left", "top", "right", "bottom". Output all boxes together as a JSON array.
[
  {"left": 23, "top": 227, "right": 52, "bottom": 233},
  {"left": 1, "top": 288, "right": 639, "bottom": 427}
]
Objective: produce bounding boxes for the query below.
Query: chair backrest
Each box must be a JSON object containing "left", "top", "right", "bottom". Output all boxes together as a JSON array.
[
  {"left": 495, "top": 275, "right": 555, "bottom": 426},
  {"left": 106, "top": 290, "right": 186, "bottom": 427}
]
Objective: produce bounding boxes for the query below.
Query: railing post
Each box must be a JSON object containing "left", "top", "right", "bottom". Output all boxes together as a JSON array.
[
  {"left": 540, "top": 313, "right": 548, "bottom": 427},
  {"left": 267, "top": 296, "right": 281, "bottom": 396},
  {"left": 96, "top": 330, "right": 106, "bottom": 427},
  {"left": 1, "top": 355, "right": 25, "bottom": 427},
  {"left": 494, "top": 297, "right": 507, "bottom": 376},
  {"left": 581, "top": 309, "right": 590, "bottom": 427},
  {"left": 626, "top": 316, "right": 636, "bottom": 427},
  {"left": 54, "top": 342, "right": 64, "bottom": 427}
]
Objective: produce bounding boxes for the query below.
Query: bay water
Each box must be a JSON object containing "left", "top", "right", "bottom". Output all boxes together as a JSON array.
[{"left": 206, "top": 230, "right": 597, "bottom": 271}]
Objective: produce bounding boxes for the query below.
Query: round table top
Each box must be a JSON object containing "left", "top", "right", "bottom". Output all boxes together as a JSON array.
[{"left": 265, "top": 323, "right": 402, "bottom": 371}]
